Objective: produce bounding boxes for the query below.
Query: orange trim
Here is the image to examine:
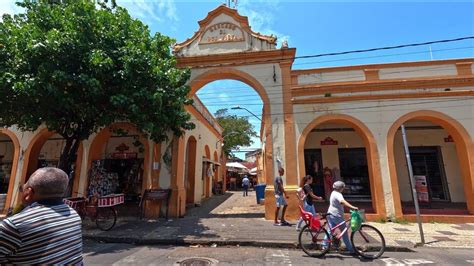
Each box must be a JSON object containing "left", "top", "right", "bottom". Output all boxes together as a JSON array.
[
  {"left": 176, "top": 48, "right": 296, "bottom": 68},
  {"left": 386, "top": 110, "right": 474, "bottom": 217},
  {"left": 280, "top": 61, "right": 298, "bottom": 185},
  {"left": 292, "top": 90, "right": 474, "bottom": 105},
  {"left": 185, "top": 136, "right": 197, "bottom": 204},
  {"left": 456, "top": 62, "right": 473, "bottom": 76},
  {"left": 291, "top": 58, "right": 474, "bottom": 76},
  {"left": 87, "top": 122, "right": 150, "bottom": 195},
  {"left": 188, "top": 67, "right": 275, "bottom": 186},
  {"left": 185, "top": 105, "right": 222, "bottom": 139},
  {"left": 402, "top": 214, "right": 474, "bottom": 223},
  {"left": 173, "top": 5, "right": 276, "bottom": 53},
  {"left": 170, "top": 136, "right": 186, "bottom": 217},
  {"left": 0, "top": 129, "right": 20, "bottom": 213},
  {"left": 20, "top": 128, "right": 55, "bottom": 184},
  {"left": 213, "top": 151, "right": 219, "bottom": 183},
  {"left": 297, "top": 114, "right": 386, "bottom": 216},
  {"left": 364, "top": 69, "right": 380, "bottom": 81},
  {"left": 291, "top": 76, "right": 474, "bottom": 97}
]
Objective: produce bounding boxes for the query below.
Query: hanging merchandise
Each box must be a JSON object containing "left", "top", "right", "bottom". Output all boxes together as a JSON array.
[{"left": 87, "top": 160, "right": 119, "bottom": 198}]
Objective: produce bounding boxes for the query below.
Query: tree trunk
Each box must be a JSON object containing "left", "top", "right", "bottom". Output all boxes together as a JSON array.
[{"left": 58, "top": 137, "right": 81, "bottom": 197}]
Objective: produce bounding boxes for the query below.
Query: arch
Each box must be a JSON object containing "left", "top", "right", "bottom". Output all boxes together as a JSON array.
[
  {"left": 297, "top": 114, "right": 386, "bottom": 216},
  {"left": 387, "top": 110, "right": 474, "bottom": 217},
  {"left": 185, "top": 136, "right": 197, "bottom": 204},
  {"left": 0, "top": 129, "right": 20, "bottom": 212},
  {"left": 189, "top": 67, "right": 275, "bottom": 185},
  {"left": 87, "top": 122, "right": 151, "bottom": 195},
  {"left": 204, "top": 145, "right": 211, "bottom": 159}
]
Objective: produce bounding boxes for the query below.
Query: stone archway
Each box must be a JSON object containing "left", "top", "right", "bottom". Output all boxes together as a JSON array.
[
  {"left": 298, "top": 114, "right": 386, "bottom": 218},
  {"left": 188, "top": 67, "right": 275, "bottom": 187},
  {"left": 0, "top": 129, "right": 20, "bottom": 213},
  {"left": 387, "top": 110, "right": 474, "bottom": 218},
  {"left": 185, "top": 136, "right": 197, "bottom": 204}
]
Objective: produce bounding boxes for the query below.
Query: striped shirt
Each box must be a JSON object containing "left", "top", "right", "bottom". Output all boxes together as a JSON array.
[{"left": 0, "top": 199, "right": 83, "bottom": 264}]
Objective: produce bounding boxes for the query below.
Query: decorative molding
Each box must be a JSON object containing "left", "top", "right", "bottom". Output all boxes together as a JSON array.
[{"left": 320, "top": 137, "right": 338, "bottom": 145}]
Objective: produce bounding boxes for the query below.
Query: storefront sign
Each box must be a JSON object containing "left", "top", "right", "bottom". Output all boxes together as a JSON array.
[
  {"left": 320, "top": 137, "right": 338, "bottom": 145},
  {"left": 200, "top": 22, "right": 245, "bottom": 44},
  {"left": 414, "top": 175, "right": 429, "bottom": 203},
  {"left": 444, "top": 135, "right": 454, "bottom": 143}
]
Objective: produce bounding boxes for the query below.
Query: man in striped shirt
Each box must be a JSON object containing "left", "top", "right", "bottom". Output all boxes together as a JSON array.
[{"left": 0, "top": 167, "right": 83, "bottom": 264}]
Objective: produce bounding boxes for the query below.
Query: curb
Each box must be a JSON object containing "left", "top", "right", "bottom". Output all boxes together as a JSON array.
[{"left": 82, "top": 234, "right": 414, "bottom": 252}]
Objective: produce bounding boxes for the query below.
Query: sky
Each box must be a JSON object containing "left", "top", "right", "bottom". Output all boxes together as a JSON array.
[{"left": 1, "top": 0, "right": 473, "bottom": 158}]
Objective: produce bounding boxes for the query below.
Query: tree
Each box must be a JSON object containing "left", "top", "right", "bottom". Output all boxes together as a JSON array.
[
  {"left": 214, "top": 108, "right": 258, "bottom": 156},
  {"left": 0, "top": 0, "right": 194, "bottom": 173}
]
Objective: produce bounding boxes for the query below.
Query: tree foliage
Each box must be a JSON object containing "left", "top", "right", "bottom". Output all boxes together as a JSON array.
[
  {"left": 214, "top": 108, "right": 258, "bottom": 156},
  {"left": 0, "top": 0, "right": 194, "bottom": 171}
]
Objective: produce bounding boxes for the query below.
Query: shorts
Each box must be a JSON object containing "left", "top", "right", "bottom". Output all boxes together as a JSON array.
[{"left": 275, "top": 195, "right": 287, "bottom": 208}]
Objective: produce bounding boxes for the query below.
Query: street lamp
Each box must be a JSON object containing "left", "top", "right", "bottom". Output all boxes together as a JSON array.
[{"left": 231, "top": 106, "right": 262, "bottom": 121}]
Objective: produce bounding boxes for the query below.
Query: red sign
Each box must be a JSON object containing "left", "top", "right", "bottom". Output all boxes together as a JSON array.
[
  {"left": 320, "top": 137, "right": 338, "bottom": 145},
  {"left": 444, "top": 135, "right": 454, "bottom": 143}
]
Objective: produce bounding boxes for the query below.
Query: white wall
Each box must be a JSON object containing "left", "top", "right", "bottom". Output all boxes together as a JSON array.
[{"left": 394, "top": 128, "right": 465, "bottom": 203}]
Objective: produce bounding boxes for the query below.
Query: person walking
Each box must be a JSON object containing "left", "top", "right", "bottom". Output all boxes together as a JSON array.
[
  {"left": 242, "top": 175, "right": 250, "bottom": 197},
  {"left": 327, "top": 181, "right": 358, "bottom": 255},
  {"left": 274, "top": 168, "right": 289, "bottom": 226},
  {"left": 0, "top": 167, "right": 83, "bottom": 264},
  {"left": 296, "top": 175, "right": 323, "bottom": 231}
]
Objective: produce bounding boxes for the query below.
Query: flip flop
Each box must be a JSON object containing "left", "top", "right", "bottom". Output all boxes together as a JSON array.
[{"left": 273, "top": 223, "right": 282, "bottom": 226}]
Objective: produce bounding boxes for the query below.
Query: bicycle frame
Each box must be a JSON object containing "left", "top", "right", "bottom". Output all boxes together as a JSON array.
[{"left": 325, "top": 218, "right": 351, "bottom": 240}]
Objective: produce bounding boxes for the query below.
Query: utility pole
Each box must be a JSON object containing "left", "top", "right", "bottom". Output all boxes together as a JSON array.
[{"left": 401, "top": 124, "right": 425, "bottom": 245}]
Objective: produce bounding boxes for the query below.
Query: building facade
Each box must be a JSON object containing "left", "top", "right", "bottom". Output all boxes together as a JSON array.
[
  {"left": 174, "top": 5, "right": 474, "bottom": 222},
  {"left": 0, "top": 94, "right": 223, "bottom": 219}
]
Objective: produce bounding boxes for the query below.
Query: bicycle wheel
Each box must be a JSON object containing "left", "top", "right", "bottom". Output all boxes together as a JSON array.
[
  {"left": 351, "top": 224, "right": 386, "bottom": 259},
  {"left": 96, "top": 207, "right": 117, "bottom": 231},
  {"left": 298, "top": 224, "right": 331, "bottom": 258}
]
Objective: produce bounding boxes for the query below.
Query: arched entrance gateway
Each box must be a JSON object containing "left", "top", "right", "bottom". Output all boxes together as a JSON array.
[
  {"left": 387, "top": 110, "right": 474, "bottom": 221},
  {"left": 297, "top": 115, "right": 386, "bottom": 219},
  {"left": 0, "top": 129, "right": 20, "bottom": 213},
  {"left": 172, "top": 5, "right": 299, "bottom": 219},
  {"left": 171, "top": 4, "right": 474, "bottom": 221}
]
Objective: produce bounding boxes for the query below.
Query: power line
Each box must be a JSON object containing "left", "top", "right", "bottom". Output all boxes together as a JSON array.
[{"left": 185, "top": 36, "right": 474, "bottom": 68}]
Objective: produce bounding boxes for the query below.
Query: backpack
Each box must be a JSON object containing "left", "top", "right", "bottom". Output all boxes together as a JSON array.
[{"left": 297, "top": 187, "right": 306, "bottom": 202}]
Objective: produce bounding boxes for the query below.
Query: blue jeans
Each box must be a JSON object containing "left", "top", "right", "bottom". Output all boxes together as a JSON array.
[{"left": 327, "top": 215, "right": 354, "bottom": 252}]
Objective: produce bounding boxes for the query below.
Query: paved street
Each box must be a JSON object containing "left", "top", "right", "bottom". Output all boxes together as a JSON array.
[
  {"left": 83, "top": 240, "right": 474, "bottom": 265},
  {"left": 83, "top": 191, "right": 474, "bottom": 250}
]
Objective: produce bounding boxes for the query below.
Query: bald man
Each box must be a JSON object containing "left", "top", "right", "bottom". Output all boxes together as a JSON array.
[{"left": 0, "top": 167, "right": 83, "bottom": 264}]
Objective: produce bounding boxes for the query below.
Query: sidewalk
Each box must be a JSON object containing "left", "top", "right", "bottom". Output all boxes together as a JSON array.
[{"left": 82, "top": 191, "right": 474, "bottom": 250}]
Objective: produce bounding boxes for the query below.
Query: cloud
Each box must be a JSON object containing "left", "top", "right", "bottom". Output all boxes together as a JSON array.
[
  {"left": 237, "top": 0, "right": 290, "bottom": 47},
  {"left": 0, "top": 0, "right": 23, "bottom": 19},
  {"left": 116, "top": 0, "right": 178, "bottom": 26}
]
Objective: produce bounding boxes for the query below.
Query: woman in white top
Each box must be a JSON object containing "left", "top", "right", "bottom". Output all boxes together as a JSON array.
[{"left": 327, "top": 181, "right": 358, "bottom": 254}]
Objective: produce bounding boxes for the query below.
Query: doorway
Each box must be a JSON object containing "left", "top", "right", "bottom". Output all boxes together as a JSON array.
[
  {"left": 304, "top": 149, "right": 324, "bottom": 198},
  {"left": 410, "top": 146, "right": 450, "bottom": 202}
]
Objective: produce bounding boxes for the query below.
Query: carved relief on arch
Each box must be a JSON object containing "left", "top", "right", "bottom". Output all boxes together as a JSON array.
[{"left": 199, "top": 22, "right": 245, "bottom": 45}]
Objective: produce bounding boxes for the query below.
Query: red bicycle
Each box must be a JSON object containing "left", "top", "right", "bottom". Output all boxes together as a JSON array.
[{"left": 298, "top": 206, "right": 385, "bottom": 259}]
